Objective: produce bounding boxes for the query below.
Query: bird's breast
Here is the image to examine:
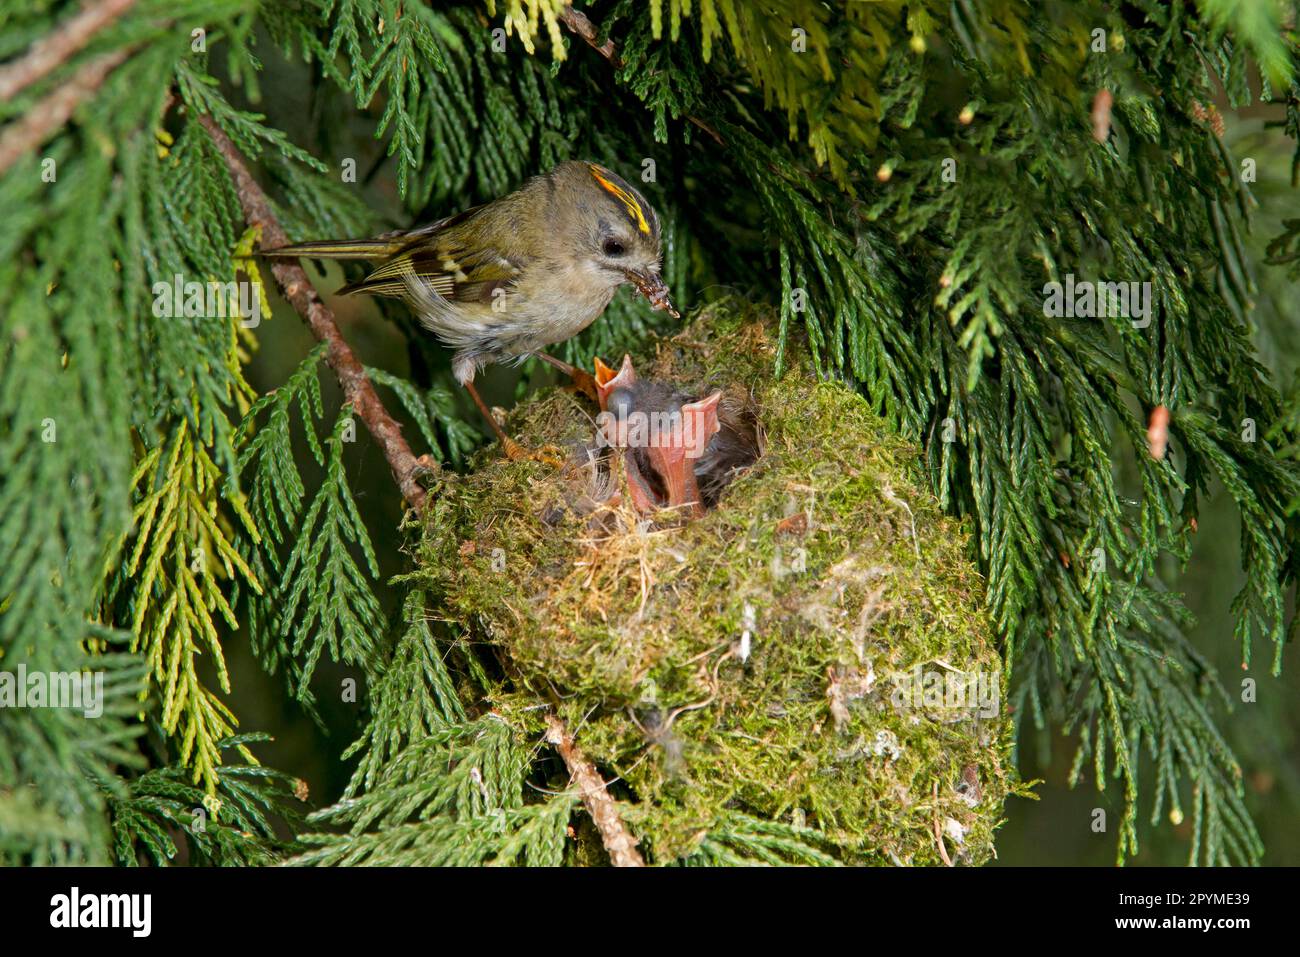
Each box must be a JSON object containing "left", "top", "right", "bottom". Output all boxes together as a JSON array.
[
  {"left": 415, "top": 266, "right": 620, "bottom": 363},
  {"left": 513, "top": 270, "right": 619, "bottom": 348}
]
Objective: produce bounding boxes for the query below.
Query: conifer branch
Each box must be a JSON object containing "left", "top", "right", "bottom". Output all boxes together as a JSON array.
[
  {"left": 202, "top": 106, "right": 641, "bottom": 865},
  {"left": 199, "top": 114, "right": 434, "bottom": 510},
  {"left": 545, "top": 713, "right": 645, "bottom": 867},
  {"left": 558, "top": 4, "right": 724, "bottom": 145},
  {"left": 200, "top": 112, "right": 640, "bottom": 862},
  {"left": 0, "top": 48, "right": 130, "bottom": 175},
  {"left": 0, "top": 0, "right": 136, "bottom": 102}
]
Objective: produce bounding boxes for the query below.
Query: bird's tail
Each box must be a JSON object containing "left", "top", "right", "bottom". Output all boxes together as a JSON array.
[{"left": 261, "top": 238, "right": 404, "bottom": 260}]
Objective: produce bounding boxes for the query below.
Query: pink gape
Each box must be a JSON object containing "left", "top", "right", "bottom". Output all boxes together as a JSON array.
[{"left": 594, "top": 355, "right": 722, "bottom": 517}]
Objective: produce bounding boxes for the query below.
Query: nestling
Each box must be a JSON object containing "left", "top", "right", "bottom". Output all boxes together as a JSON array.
[
  {"left": 264, "top": 160, "right": 678, "bottom": 458},
  {"left": 592, "top": 355, "right": 761, "bottom": 517}
]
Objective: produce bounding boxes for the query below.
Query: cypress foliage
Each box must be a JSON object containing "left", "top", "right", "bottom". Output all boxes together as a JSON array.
[{"left": 1, "top": 0, "right": 1297, "bottom": 866}]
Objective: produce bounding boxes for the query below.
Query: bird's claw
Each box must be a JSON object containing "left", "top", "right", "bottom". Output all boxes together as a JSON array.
[{"left": 567, "top": 367, "right": 601, "bottom": 404}]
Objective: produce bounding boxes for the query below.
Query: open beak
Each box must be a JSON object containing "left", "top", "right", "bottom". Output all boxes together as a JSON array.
[
  {"left": 594, "top": 354, "right": 636, "bottom": 412},
  {"left": 642, "top": 391, "right": 722, "bottom": 518},
  {"left": 644, "top": 444, "right": 702, "bottom": 517},
  {"left": 623, "top": 453, "right": 664, "bottom": 515},
  {"left": 624, "top": 269, "right": 680, "bottom": 319}
]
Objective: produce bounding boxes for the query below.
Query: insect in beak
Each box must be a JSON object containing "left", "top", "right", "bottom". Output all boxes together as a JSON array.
[{"left": 624, "top": 269, "right": 680, "bottom": 318}]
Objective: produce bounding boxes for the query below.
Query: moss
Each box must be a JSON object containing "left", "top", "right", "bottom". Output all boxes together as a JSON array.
[{"left": 414, "top": 299, "right": 1016, "bottom": 865}]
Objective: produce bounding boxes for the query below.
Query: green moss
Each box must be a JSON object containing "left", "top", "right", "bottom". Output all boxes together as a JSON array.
[{"left": 414, "top": 300, "right": 1016, "bottom": 865}]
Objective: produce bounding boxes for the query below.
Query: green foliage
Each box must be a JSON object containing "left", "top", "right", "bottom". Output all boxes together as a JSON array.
[
  {"left": 299, "top": 791, "right": 575, "bottom": 866},
  {"left": 105, "top": 417, "right": 262, "bottom": 792},
  {"left": 297, "top": 596, "right": 573, "bottom": 865},
  {"left": 366, "top": 365, "right": 481, "bottom": 469},
  {"left": 1198, "top": 0, "right": 1294, "bottom": 90},
  {"left": 338, "top": 590, "right": 466, "bottom": 797},
  {"left": 235, "top": 352, "right": 390, "bottom": 707},
  {"left": 678, "top": 811, "right": 841, "bottom": 866},
  {"left": 111, "top": 734, "right": 306, "bottom": 866},
  {"left": 295, "top": 588, "right": 578, "bottom": 866},
  {"left": 0, "top": 647, "right": 147, "bottom": 865},
  {"left": 275, "top": 408, "right": 385, "bottom": 695},
  {"left": 1273, "top": 381, "right": 1300, "bottom": 517}
]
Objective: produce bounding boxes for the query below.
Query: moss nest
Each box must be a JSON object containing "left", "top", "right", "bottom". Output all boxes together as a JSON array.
[{"left": 415, "top": 300, "right": 1015, "bottom": 865}]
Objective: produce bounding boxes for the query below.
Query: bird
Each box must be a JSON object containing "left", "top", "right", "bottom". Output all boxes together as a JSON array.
[
  {"left": 591, "top": 355, "right": 760, "bottom": 517},
  {"left": 262, "top": 160, "right": 679, "bottom": 459}
]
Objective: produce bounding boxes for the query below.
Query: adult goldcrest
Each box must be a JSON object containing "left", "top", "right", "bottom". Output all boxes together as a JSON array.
[{"left": 265, "top": 160, "right": 678, "bottom": 458}]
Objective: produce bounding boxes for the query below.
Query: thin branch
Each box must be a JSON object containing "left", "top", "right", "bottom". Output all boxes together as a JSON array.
[
  {"left": 558, "top": 6, "right": 620, "bottom": 65},
  {"left": 0, "top": 48, "right": 129, "bottom": 176},
  {"left": 545, "top": 713, "right": 646, "bottom": 867},
  {"left": 559, "top": 5, "right": 725, "bottom": 146},
  {"left": 199, "top": 114, "right": 434, "bottom": 510},
  {"left": 201, "top": 109, "right": 639, "bottom": 868},
  {"left": 0, "top": 0, "right": 137, "bottom": 102}
]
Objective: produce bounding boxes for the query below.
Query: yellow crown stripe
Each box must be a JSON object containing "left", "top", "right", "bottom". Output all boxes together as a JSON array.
[{"left": 589, "top": 165, "right": 651, "bottom": 235}]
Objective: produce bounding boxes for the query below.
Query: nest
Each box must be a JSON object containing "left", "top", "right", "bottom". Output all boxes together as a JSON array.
[{"left": 416, "top": 301, "right": 1014, "bottom": 865}]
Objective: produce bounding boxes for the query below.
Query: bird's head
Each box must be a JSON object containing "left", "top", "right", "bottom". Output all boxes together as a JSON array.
[
  {"left": 592, "top": 354, "right": 721, "bottom": 517},
  {"left": 557, "top": 162, "right": 679, "bottom": 318}
]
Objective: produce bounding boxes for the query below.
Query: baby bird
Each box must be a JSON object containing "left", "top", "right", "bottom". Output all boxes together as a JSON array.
[
  {"left": 592, "top": 355, "right": 760, "bottom": 517},
  {"left": 264, "top": 161, "right": 678, "bottom": 459}
]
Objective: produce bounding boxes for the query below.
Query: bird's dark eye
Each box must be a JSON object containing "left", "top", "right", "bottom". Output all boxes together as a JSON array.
[{"left": 603, "top": 238, "right": 626, "bottom": 257}]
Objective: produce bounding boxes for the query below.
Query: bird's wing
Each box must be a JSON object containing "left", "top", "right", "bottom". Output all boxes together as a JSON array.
[
  {"left": 336, "top": 208, "right": 523, "bottom": 304},
  {"left": 338, "top": 233, "right": 520, "bottom": 303},
  {"left": 261, "top": 206, "right": 487, "bottom": 260},
  {"left": 262, "top": 204, "right": 522, "bottom": 304}
]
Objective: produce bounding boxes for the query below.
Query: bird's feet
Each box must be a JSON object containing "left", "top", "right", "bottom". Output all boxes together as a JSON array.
[
  {"left": 567, "top": 366, "right": 601, "bottom": 404},
  {"left": 463, "top": 379, "right": 564, "bottom": 467},
  {"left": 534, "top": 351, "right": 601, "bottom": 403}
]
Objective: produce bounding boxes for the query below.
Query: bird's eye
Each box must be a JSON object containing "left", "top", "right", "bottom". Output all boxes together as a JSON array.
[
  {"left": 602, "top": 238, "right": 626, "bottom": 257},
  {"left": 608, "top": 388, "right": 635, "bottom": 418}
]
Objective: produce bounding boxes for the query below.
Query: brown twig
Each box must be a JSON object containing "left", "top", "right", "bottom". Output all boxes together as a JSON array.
[
  {"left": 545, "top": 713, "right": 645, "bottom": 866},
  {"left": 202, "top": 109, "right": 640, "bottom": 869},
  {"left": 932, "top": 781, "right": 954, "bottom": 867},
  {"left": 199, "top": 114, "right": 433, "bottom": 509},
  {"left": 559, "top": 6, "right": 622, "bottom": 66},
  {"left": 0, "top": 0, "right": 136, "bottom": 102},
  {"left": 0, "top": 48, "right": 130, "bottom": 176},
  {"left": 558, "top": 5, "right": 725, "bottom": 146}
]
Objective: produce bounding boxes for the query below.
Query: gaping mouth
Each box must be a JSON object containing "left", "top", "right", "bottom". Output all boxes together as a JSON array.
[{"left": 625, "top": 269, "right": 680, "bottom": 319}]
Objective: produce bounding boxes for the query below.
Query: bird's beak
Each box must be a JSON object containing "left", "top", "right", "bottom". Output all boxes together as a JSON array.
[
  {"left": 624, "top": 269, "right": 680, "bottom": 319},
  {"left": 623, "top": 453, "right": 664, "bottom": 515},
  {"left": 594, "top": 354, "right": 636, "bottom": 412},
  {"left": 642, "top": 390, "right": 722, "bottom": 517},
  {"left": 646, "top": 444, "right": 703, "bottom": 516}
]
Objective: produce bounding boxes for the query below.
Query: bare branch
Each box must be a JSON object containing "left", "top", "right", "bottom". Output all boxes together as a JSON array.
[
  {"left": 199, "top": 114, "right": 435, "bottom": 510},
  {"left": 0, "top": 0, "right": 137, "bottom": 102},
  {"left": 201, "top": 110, "right": 638, "bottom": 866},
  {"left": 545, "top": 713, "right": 645, "bottom": 867},
  {"left": 558, "top": 6, "right": 621, "bottom": 66}
]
